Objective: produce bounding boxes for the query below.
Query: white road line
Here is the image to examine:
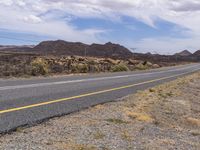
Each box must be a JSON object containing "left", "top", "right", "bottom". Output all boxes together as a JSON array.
[{"left": 0, "top": 64, "right": 199, "bottom": 91}]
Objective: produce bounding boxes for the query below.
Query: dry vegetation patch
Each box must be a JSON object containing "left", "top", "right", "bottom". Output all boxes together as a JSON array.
[{"left": 0, "top": 54, "right": 160, "bottom": 78}]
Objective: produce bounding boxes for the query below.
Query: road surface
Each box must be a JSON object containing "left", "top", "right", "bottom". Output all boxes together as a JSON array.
[{"left": 0, "top": 63, "right": 200, "bottom": 133}]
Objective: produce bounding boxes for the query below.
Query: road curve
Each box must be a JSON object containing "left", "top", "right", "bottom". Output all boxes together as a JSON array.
[{"left": 0, "top": 63, "right": 200, "bottom": 133}]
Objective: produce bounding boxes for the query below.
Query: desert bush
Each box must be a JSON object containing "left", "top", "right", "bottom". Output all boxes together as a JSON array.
[
  {"left": 88, "top": 65, "right": 100, "bottom": 72},
  {"left": 51, "top": 64, "right": 64, "bottom": 73},
  {"left": 111, "top": 63, "right": 129, "bottom": 72},
  {"left": 87, "top": 60, "right": 96, "bottom": 65},
  {"left": 135, "top": 63, "right": 148, "bottom": 70},
  {"left": 152, "top": 64, "right": 160, "bottom": 68},
  {"left": 31, "top": 58, "right": 49, "bottom": 76},
  {"left": 71, "top": 64, "right": 89, "bottom": 73}
]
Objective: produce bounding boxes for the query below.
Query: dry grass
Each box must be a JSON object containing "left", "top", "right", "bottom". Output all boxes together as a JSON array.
[
  {"left": 111, "top": 63, "right": 129, "bottom": 72},
  {"left": 185, "top": 117, "right": 200, "bottom": 127},
  {"left": 105, "top": 118, "right": 129, "bottom": 124},
  {"left": 93, "top": 131, "right": 105, "bottom": 140},
  {"left": 121, "top": 130, "right": 132, "bottom": 141},
  {"left": 54, "top": 141, "right": 97, "bottom": 150},
  {"left": 125, "top": 111, "right": 154, "bottom": 122}
]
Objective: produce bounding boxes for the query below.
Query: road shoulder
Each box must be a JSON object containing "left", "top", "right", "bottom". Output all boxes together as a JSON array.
[{"left": 0, "top": 72, "right": 200, "bottom": 150}]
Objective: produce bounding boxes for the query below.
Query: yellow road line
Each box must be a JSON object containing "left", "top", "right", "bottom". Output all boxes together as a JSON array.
[{"left": 0, "top": 70, "right": 198, "bottom": 115}]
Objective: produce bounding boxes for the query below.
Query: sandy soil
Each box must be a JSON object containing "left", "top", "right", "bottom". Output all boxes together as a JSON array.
[{"left": 0, "top": 72, "right": 200, "bottom": 150}]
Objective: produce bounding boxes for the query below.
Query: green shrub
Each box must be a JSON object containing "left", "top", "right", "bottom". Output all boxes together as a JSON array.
[
  {"left": 31, "top": 58, "right": 49, "bottom": 76},
  {"left": 111, "top": 64, "right": 129, "bottom": 72}
]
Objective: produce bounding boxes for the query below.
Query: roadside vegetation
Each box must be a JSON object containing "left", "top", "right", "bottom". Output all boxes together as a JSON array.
[
  {"left": 31, "top": 58, "right": 49, "bottom": 76},
  {"left": 0, "top": 54, "right": 160, "bottom": 78},
  {"left": 111, "top": 63, "right": 130, "bottom": 72}
]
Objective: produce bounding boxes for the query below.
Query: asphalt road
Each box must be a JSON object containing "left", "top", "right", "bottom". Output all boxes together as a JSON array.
[{"left": 0, "top": 63, "right": 200, "bottom": 133}]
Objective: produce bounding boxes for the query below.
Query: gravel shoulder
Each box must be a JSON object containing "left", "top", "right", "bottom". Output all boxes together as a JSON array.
[{"left": 0, "top": 73, "right": 200, "bottom": 150}]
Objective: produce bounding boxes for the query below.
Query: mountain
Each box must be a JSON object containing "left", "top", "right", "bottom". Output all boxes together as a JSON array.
[
  {"left": 0, "top": 45, "right": 15, "bottom": 50},
  {"left": 33, "top": 40, "right": 133, "bottom": 59},
  {"left": 145, "top": 52, "right": 153, "bottom": 55},
  {"left": 0, "top": 45, "right": 34, "bottom": 51},
  {"left": 175, "top": 50, "right": 192, "bottom": 56},
  {"left": 193, "top": 50, "right": 200, "bottom": 56}
]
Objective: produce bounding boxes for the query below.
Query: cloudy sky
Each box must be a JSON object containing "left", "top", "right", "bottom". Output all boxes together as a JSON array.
[{"left": 0, "top": 0, "right": 200, "bottom": 54}]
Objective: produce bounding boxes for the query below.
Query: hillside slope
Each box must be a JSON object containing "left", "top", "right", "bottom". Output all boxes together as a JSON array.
[
  {"left": 33, "top": 40, "right": 133, "bottom": 59},
  {"left": 193, "top": 50, "right": 200, "bottom": 56},
  {"left": 175, "top": 50, "right": 192, "bottom": 56}
]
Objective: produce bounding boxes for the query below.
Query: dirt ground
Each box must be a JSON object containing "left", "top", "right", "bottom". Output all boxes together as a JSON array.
[{"left": 0, "top": 72, "right": 200, "bottom": 150}]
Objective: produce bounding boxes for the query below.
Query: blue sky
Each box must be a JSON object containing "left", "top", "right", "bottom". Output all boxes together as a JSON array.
[
  {"left": 0, "top": 17, "right": 187, "bottom": 45},
  {"left": 0, "top": 0, "right": 200, "bottom": 54},
  {"left": 0, "top": 28, "right": 50, "bottom": 45}
]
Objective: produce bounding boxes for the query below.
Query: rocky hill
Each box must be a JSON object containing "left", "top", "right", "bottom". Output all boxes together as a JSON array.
[
  {"left": 33, "top": 40, "right": 133, "bottom": 59},
  {"left": 175, "top": 50, "right": 192, "bottom": 56},
  {"left": 193, "top": 50, "right": 200, "bottom": 56}
]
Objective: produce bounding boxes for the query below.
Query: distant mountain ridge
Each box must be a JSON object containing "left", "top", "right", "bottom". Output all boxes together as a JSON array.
[
  {"left": 33, "top": 40, "right": 133, "bottom": 59},
  {"left": 1, "top": 40, "right": 200, "bottom": 61},
  {"left": 193, "top": 50, "right": 200, "bottom": 56},
  {"left": 0, "top": 45, "right": 34, "bottom": 51},
  {"left": 175, "top": 50, "right": 192, "bottom": 56}
]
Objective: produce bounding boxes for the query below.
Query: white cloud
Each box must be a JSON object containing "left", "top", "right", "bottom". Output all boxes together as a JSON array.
[
  {"left": 23, "top": 15, "right": 42, "bottom": 24},
  {"left": 0, "top": 0, "right": 13, "bottom": 6},
  {"left": 0, "top": 0, "right": 200, "bottom": 53},
  {"left": 132, "top": 37, "right": 200, "bottom": 54},
  {"left": 16, "top": 0, "right": 26, "bottom": 6},
  {"left": 169, "top": 0, "right": 200, "bottom": 12}
]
